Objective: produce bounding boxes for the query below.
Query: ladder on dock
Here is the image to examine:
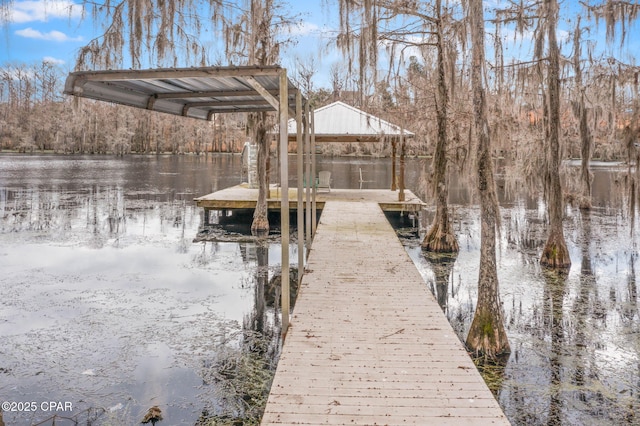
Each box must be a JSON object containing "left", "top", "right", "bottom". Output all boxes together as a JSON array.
[{"left": 261, "top": 201, "right": 510, "bottom": 425}]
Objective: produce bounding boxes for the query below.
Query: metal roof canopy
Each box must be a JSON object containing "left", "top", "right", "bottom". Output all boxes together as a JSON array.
[
  {"left": 64, "top": 65, "right": 307, "bottom": 339},
  {"left": 287, "top": 101, "right": 415, "bottom": 142},
  {"left": 64, "top": 65, "right": 301, "bottom": 120}
]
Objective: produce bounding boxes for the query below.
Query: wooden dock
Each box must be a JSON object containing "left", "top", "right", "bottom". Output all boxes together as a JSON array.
[
  {"left": 194, "top": 184, "right": 425, "bottom": 213},
  {"left": 261, "top": 201, "right": 510, "bottom": 425}
]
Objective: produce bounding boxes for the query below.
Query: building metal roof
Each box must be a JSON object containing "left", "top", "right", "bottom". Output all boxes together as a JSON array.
[
  {"left": 64, "top": 66, "right": 301, "bottom": 121},
  {"left": 288, "top": 101, "right": 414, "bottom": 142}
]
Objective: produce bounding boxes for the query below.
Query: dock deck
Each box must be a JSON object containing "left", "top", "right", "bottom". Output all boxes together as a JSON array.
[
  {"left": 194, "top": 184, "right": 425, "bottom": 212},
  {"left": 261, "top": 201, "right": 510, "bottom": 425}
]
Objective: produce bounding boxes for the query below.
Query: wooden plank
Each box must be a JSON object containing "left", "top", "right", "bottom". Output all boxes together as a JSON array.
[{"left": 261, "top": 201, "right": 510, "bottom": 425}]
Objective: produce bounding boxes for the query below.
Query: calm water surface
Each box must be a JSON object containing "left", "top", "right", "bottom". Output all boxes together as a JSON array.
[
  {"left": 1, "top": 153, "right": 639, "bottom": 425},
  {"left": 0, "top": 154, "right": 288, "bottom": 425}
]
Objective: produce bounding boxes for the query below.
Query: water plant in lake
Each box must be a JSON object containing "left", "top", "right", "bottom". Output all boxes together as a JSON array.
[{"left": 198, "top": 330, "right": 277, "bottom": 426}]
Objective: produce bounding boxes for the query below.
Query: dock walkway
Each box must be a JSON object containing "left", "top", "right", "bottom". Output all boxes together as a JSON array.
[{"left": 261, "top": 201, "right": 510, "bottom": 425}]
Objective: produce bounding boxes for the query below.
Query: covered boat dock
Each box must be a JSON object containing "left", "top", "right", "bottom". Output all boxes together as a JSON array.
[{"left": 63, "top": 65, "right": 508, "bottom": 425}]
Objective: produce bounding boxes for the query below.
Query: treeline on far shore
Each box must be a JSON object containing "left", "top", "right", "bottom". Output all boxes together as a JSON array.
[{"left": 0, "top": 61, "right": 635, "bottom": 160}]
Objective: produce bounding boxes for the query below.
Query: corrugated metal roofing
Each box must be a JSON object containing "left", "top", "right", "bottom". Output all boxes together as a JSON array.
[
  {"left": 64, "top": 66, "right": 301, "bottom": 121},
  {"left": 288, "top": 101, "right": 414, "bottom": 142}
]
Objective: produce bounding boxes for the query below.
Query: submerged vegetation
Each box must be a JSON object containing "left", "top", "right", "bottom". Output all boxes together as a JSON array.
[{"left": 197, "top": 331, "right": 277, "bottom": 426}]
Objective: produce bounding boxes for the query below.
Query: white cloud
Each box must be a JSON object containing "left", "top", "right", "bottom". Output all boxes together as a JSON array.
[
  {"left": 7, "top": 0, "right": 82, "bottom": 24},
  {"left": 15, "top": 27, "right": 82, "bottom": 42},
  {"left": 43, "top": 56, "right": 65, "bottom": 65},
  {"left": 286, "top": 21, "right": 320, "bottom": 36}
]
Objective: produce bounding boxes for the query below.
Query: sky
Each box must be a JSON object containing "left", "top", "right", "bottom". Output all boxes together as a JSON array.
[
  {"left": 0, "top": 0, "right": 638, "bottom": 89},
  {"left": 0, "top": 0, "right": 86, "bottom": 68},
  {"left": 0, "top": 0, "right": 343, "bottom": 87}
]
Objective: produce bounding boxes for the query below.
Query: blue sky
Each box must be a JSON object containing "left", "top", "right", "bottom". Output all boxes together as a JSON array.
[
  {"left": 0, "top": 0, "right": 342, "bottom": 85},
  {"left": 0, "top": 0, "right": 86, "bottom": 69},
  {"left": 0, "top": 0, "right": 638, "bottom": 88}
]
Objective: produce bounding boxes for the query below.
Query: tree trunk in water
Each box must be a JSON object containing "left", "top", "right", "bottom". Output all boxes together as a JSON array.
[
  {"left": 251, "top": 112, "right": 269, "bottom": 235},
  {"left": 624, "top": 124, "right": 640, "bottom": 232},
  {"left": 466, "top": 190, "right": 510, "bottom": 358},
  {"left": 541, "top": 0, "right": 571, "bottom": 269},
  {"left": 579, "top": 91, "right": 592, "bottom": 209},
  {"left": 422, "top": 0, "right": 458, "bottom": 254},
  {"left": 574, "top": 18, "right": 592, "bottom": 209},
  {"left": 465, "top": 0, "right": 510, "bottom": 360},
  {"left": 626, "top": 74, "right": 640, "bottom": 231}
]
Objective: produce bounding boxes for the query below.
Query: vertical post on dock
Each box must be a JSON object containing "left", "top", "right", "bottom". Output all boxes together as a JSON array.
[
  {"left": 311, "top": 108, "right": 317, "bottom": 237},
  {"left": 279, "top": 69, "right": 290, "bottom": 338},
  {"left": 304, "top": 101, "right": 312, "bottom": 247},
  {"left": 399, "top": 127, "right": 406, "bottom": 202},
  {"left": 391, "top": 136, "right": 397, "bottom": 191},
  {"left": 296, "top": 91, "right": 304, "bottom": 283}
]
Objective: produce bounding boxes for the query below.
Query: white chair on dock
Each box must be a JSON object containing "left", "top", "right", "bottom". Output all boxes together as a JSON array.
[{"left": 318, "top": 171, "right": 331, "bottom": 192}]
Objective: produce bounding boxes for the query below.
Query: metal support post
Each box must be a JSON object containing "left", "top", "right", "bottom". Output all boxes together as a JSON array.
[
  {"left": 305, "top": 102, "right": 312, "bottom": 248},
  {"left": 296, "top": 92, "right": 304, "bottom": 282},
  {"left": 279, "top": 70, "right": 290, "bottom": 338},
  {"left": 311, "top": 108, "right": 317, "bottom": 237}
]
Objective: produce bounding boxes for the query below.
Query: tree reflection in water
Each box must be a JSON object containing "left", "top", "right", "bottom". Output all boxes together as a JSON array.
[
  {"left": 572, "top": 210, "right": 595, "bottom": 405},
  {"left": 424, "top": 252, "right": 457, "bottom": 313},
  {"left": 542, "top": 268, "right": 567, "bottom": 426},
  {"left": 4, "top": 155, "right": 640, "bottom": 425},
  {"left": 400, "top": 168, "right": 640, "bottom": 425},
  {"left": 196, "top": 236, "right": 300, "bottom": 425}
]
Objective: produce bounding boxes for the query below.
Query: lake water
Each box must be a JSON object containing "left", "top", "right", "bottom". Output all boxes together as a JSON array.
[{"left": 1, "top": 153, "right": 639, "bottom": 425}]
